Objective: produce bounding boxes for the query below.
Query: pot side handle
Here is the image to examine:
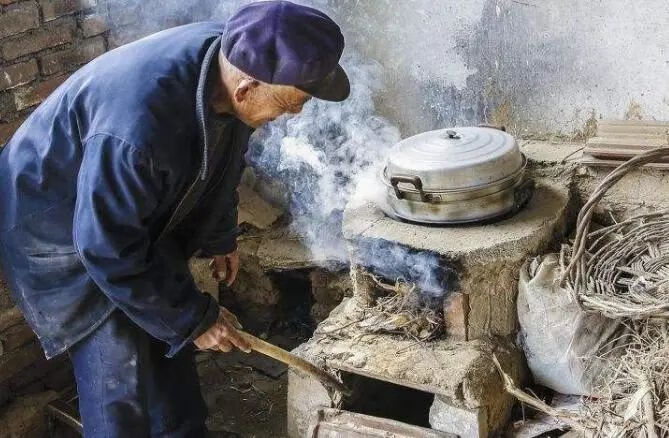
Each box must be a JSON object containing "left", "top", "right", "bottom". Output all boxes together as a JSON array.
[{"left": 390, "top": 175, "right": 429, "bottom": 202}]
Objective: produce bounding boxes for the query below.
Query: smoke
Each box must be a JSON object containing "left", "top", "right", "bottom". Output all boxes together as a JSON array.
[
  {"left": 355, "top": 239, "right": 459, "bottom": 298},
  {"left": 102, "top": 0, "right": 452, "bottom": 297},
  {"left": 247, "top": 50, "right": 401, "bottom": 262},
  {"left": 247, "top": 50, "right": 453, "bottom": 296}
]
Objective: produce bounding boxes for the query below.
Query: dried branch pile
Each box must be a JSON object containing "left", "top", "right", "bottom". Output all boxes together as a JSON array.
[
  {"left": 359, "top": 273, "right": 443, "bottom": 341},
  {"left": 498, "top": 322, "right": 669, "bottom": 437}
]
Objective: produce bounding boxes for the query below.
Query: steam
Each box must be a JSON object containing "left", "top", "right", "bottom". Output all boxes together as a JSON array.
[
  {"left": 278, "top": 138, "right": 327, "bottom": 175},
  {"left": 247, "top": 50, "right": 401, "bottom": 262},
  {"left": 103, "top": 0, "right": 451, "bottom": 297}
]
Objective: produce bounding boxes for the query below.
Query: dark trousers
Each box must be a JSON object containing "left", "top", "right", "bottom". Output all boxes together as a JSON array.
[{"left": 69, "top": 310, "right": 207, "bottom": 437}]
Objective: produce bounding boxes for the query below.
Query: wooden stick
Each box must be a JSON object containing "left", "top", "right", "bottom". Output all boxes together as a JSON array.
[
  {"left": 237, "top": 331, "right": 351, "bottom": 396},
  {"left": 492, "top": 355, "right": 596, "bottom": 435}
]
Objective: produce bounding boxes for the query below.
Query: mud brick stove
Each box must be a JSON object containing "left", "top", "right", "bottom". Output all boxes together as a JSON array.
[{"left": 287, "top": 128, "right": 571, "bottom": 437}]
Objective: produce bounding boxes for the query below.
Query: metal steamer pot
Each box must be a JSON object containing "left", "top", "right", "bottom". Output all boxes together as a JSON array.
[{"left": 380, "top": 126, "right": 532, "bottom": 224}]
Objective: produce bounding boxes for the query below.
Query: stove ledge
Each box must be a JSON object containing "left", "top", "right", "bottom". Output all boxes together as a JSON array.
[{"left": 287, "top": 298, "right": 525, "bottom": 437}]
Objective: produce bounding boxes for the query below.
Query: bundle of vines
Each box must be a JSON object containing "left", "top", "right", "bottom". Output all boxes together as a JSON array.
[{"left": 563, "top": 148, "right": 669, "bottom": 320}]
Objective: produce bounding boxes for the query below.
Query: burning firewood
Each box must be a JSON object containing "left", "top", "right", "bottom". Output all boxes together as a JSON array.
[
  {"left": 316, "top": 272, "right": 444, "bottom": 342},
  {"left": 361, "top": 273, "right": 444, "bottom": 341}
]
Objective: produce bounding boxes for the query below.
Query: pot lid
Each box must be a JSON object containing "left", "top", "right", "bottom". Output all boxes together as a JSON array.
[{"left": 384, "top": 127, "right": 523, "bottom": 191}]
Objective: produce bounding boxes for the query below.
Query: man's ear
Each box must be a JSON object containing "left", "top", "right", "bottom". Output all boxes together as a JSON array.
[{"left": 234, "top": 78, "right": 260, "bottom": 103}]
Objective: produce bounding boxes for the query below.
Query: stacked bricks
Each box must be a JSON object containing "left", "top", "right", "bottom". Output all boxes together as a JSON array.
[
  {"left": 0, "top": 0, "right": 108, "bottom": 144},
  {"left": 0, "top": 274, "right": 74, "bottom": 435},
  {"left": 0, "top": 0, "right": 223, "bottom": 146}
]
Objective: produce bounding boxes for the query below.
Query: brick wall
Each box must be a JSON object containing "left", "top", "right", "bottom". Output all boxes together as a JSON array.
[
  {"left": 0, "top": 0, "right": 109, "bottom": 144},
  {"left": 0, "top": 0, "right": 220, "bottom": 145}
]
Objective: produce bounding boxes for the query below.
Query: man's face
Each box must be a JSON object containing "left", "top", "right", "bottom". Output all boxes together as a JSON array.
[{"left": 233, "top": 82, "right": 311, "bottom": 128}]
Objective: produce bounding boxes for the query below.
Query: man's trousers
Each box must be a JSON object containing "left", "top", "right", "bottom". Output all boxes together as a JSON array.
[{"left": 69, "top": 310, "right": 208, "bottom": 437}]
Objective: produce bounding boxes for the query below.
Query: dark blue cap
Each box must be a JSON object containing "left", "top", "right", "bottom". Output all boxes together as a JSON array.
[{"left": 222, "top": 0, "right": 350, "bottom": 102}]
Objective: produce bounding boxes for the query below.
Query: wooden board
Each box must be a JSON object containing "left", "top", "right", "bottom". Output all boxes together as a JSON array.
[
  {"left": 597, "top": 119, "right": 669, "bottom": 136},
  {"left": 580, "top": 120, "right": 669, "bottom": 168},
  {"left": 308, "top": 408, "right": 455, "bottom": 438},
  {"left": 579, "top": 155, "right": 669, "bottom": 169},
  {"left": 582, "top": 146, "right": 669, "bottom": 162},
  {"left": 586, "top": 136, "right": 669, "bottom": 149}
]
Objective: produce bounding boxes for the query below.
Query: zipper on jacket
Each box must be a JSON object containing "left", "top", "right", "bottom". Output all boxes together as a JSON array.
[{"left": 156, "top": 36, "right": 221, "bottom": 242}]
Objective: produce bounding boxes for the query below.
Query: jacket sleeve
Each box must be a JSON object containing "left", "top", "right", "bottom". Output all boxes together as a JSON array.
[
  {"left": 73, "top": 134, "right": 219, "bottom": 357},
  {"left": 199, "top": 188, "right": 240, "bottom": 256}
]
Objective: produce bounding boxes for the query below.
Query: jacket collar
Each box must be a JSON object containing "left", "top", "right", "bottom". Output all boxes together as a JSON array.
[{"left": 196, "top": 35, "right": 224, "bottom": 181}]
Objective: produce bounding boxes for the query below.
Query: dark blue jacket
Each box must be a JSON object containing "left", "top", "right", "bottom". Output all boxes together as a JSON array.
[{"left": 0, "top": 23, "right": 253, "bottom": 359}]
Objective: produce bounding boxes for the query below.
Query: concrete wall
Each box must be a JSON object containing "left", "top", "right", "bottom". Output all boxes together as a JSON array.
[
  {"left": 322, "top": 0, "right": 669, "bottom": 137},
  {"left": 4, "top": 0, "right": 664, "bottom": 142}
]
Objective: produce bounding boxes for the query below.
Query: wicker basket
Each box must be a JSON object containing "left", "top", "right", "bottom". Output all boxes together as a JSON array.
[{"left": 562, "top": 147, "right": 669, "bottom": 319}]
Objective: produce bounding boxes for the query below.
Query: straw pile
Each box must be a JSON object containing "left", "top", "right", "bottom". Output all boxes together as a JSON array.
[{"left": 497, "top": 321, "right": 669, "bottom": 437}]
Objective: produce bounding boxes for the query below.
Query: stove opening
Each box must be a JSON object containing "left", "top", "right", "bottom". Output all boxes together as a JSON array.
[
  {"left": 222, "top": 268, "right": 316, "bottom": 340},
  {"left": 340, "top": 371, "right": 434, "bottom": 428},
  {"left": 269, "top": 269, "right": 315, "bottom": 338}
]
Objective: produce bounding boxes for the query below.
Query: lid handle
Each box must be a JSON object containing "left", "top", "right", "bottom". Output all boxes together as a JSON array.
[
  {"left": 390, "top": 175, "right": 429, "bottom": 202},
  {"left": 444, "top": 129, "right": 461, "bottom": 139}
]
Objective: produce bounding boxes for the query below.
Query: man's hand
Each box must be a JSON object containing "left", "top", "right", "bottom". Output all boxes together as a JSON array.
[
  {"left": 193, "top": 307, "right": 251, "bottom": 353},
  {"left": 209, "top": 250, "right": 240, "bottom": 287}
]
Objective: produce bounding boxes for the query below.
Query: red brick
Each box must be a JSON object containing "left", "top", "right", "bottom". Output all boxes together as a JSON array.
[
  {"left": 444, "top": 292, "right": 469, "bottom": 341},
  {"left": 39, "top": 0, "right": 96, "bottom": 21},
  {"left": 1, "top": 17, "right": 75, "bottom": 60},
  {"left": 0, "top": 91, "right": 16, "bottom": 120},
  {"left": 79, "top": 13, "right": 108, "bottom": 37},
  {"left": 0, "top": 306, "right": 24, "bottom": 332},
  {"left": 0, "top": 341, "right": 43, "bottom": 383},
  {"left": 0, "top": 117, "right": 26, "bottom": 145},
  {"left": 13, "top": 74, "right": 68, "bottom": 110},
  {"left": 7, "top": 356, "right": 51, "bottom": 392},
  {"left": 39, "top": 36, "right": 105, "bottom": 75},
  {"left": 0, "top": 60, "right": 39, "bottom": 92},
  {"left": 0, "top": 2, "right": 40, "bottom": 39}
]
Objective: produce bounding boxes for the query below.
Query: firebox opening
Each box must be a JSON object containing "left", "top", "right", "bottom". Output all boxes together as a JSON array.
[
  {"left": 339, "top": 371, "right": 434, "bottom": 428},
  {"left": 268, "top": 269, "right": 316, "bottom": 338}
]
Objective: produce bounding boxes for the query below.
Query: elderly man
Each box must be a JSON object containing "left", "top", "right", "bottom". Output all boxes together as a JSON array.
[{"left": 0, "top": 1, "right": 348, "bottom": 436}]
